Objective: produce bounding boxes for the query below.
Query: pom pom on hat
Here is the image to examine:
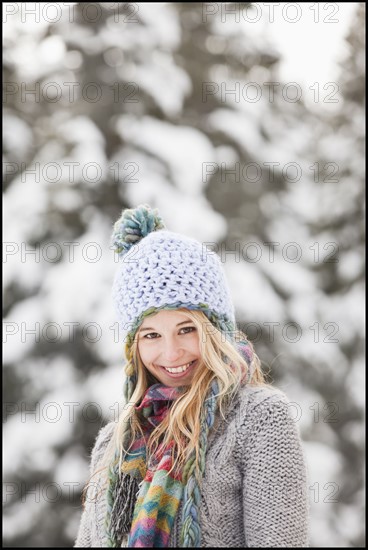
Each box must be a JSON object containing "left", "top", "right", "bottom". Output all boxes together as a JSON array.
[{"left": 111, "top": 204, "right": 166, "bottom": 257}]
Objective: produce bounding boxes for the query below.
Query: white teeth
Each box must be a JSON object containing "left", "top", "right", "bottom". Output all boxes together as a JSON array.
[{"left": 163, "top": 361, "right": 194, "bottom": 374}]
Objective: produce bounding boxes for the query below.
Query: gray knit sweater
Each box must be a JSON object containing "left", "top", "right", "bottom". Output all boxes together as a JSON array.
[{"left": 74, "top": 385, "right": 310, "bottom": 547}]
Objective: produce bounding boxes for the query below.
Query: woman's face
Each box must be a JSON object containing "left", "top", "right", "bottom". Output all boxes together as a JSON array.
[{"left": 137, "top": 310, "right": 201, "bottom": 387}]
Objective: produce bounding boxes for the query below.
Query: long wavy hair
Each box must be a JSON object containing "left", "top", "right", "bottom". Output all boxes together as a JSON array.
[{"left": 83, "top": 309, "right": 270, "bottom": 505}]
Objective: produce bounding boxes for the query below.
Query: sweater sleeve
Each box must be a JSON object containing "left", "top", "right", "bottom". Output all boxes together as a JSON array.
[
  {"left": 74, "top": 422, "right": 114, "bottom": 547},
  {"left": 74, "top": 502, "right": 92, "bottom": 548},
  {"left": 241, "top": 393, "right": 310, "bottom": 547}
]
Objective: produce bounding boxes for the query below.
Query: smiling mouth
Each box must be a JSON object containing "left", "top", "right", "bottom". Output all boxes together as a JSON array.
[{"left": 158, "top": 360, "right": 196, "bottom": 375}]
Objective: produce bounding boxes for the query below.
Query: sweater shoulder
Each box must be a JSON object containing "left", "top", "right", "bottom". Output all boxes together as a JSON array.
[
  {"left": 233, "top": 384, "right": 305, "bottom": 449},
  {"left": 234, "top": 383, "right": 290, "bottom": 415},
  {"left": 229, "top": 383, "right": 298, "bottom": 434}
]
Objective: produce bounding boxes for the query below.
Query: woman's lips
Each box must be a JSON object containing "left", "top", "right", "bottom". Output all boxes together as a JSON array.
[{"left": 158, "top": 359, "right": 197, "bottom": 378}]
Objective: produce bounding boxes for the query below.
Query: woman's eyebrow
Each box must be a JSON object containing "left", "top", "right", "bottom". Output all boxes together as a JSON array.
[{"left": 140, "top": 320, "right": 192, "bottom": 332}]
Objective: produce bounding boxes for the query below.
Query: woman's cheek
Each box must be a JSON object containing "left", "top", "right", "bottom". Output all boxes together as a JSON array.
[{"left": 138, "top": 342, "right": 155, "bottom": 363}]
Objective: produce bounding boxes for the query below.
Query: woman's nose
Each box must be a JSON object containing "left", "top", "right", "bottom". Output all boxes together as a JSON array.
[{"left": 161, "top": 337, "right": 183, "bottom": 362}]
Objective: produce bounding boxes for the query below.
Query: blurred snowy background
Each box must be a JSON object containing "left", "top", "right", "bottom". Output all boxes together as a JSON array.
[{"left": 3, "top": 2, "right": 365, "bottom": 547}]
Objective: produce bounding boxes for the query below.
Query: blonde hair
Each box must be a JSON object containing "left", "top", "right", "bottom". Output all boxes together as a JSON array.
[{"left": 83, "top": 309, "right": 270, "bottom": 505}]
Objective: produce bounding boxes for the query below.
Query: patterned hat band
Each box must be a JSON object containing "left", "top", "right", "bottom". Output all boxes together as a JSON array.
[{"left": 124, "top": 302, "right": 236, "bottom": 350}]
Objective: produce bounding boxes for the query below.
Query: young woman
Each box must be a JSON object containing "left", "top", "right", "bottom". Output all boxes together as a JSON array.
[{"left": 75, "top": 204, "right": 309, "bottom": 548}]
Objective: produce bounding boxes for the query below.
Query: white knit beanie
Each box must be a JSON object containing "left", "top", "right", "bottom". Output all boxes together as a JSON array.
[{"left": 111, "top": 204, "right": 236, "bottom": 346}]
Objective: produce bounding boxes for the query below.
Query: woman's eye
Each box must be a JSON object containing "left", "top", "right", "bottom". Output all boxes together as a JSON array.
[
  {"left": 180, "top": 326, "right": 196, "bottom": 334},
  {"left": 142, "top": 327, "right": 195, "bottom": 339},
  {"left": 144, "top": 332, "right": 159, "bottom": 339}
]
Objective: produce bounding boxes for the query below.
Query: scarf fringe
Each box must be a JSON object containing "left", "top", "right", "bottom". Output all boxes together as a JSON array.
[{"left": 110, "top": 472, "right": 140, "bottom": 539}]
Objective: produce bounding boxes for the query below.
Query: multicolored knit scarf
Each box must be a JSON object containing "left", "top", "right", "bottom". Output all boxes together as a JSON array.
[
  {"left": 106, "top": 338, "right": 254, "bottom": 548},
  {"left": 126, "top": 383, "right": 184, "bottom": 547}
]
